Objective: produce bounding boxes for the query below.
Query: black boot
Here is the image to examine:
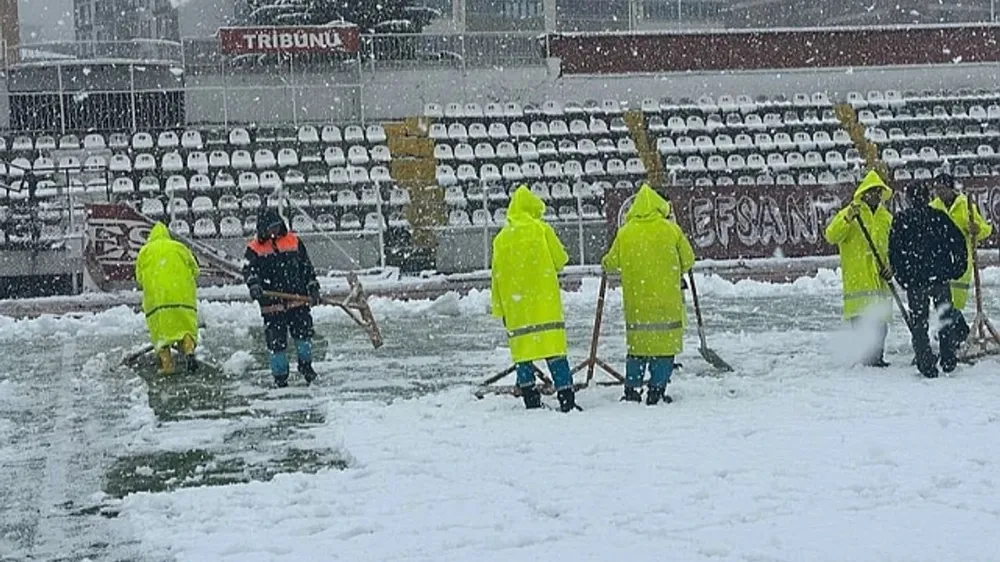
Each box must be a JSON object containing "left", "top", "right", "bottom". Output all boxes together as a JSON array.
[
  {"left": 298, "top": 362, "right": 318, "bottom": 385},
  {"left": 646, "top": 386, "right": 673, "bottom": 406},
  {"left": 185, "top": 353, "right": 199, "bottom": 373},
  {"left": 917, "top": 352, "right": 939, "bottom": 378},
  {"left": 519, "top": 385, "right": 542, "bottom": 410},
  {"left": 557, "top": 388, "right": 578, "bottom": 413},
  {"left": 621, "top": 386, "right": 642, "bottom": 403},
  {"left": 273, "top": 375, "right": 289, "bottom": 388}
]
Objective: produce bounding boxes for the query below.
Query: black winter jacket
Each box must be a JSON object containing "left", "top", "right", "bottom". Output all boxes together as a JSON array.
[
  {"left": 888, "top": 205, "right": 967, "bottom": 290},
  {"left": 243, "top": 216, "right": 319, "bottom": 313}
]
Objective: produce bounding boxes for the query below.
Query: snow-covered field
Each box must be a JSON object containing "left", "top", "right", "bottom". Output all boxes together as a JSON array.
[{"left": 2, "top": 269, "right": 1000, "bottom": 561}]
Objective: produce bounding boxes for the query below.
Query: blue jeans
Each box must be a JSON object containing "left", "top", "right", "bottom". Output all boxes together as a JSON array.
[
  {"left": 626, "top": 356, "right": 674, "bottom": 389},
  {"left": 516, "top": 356, "right": 573, "bottom": 390}
]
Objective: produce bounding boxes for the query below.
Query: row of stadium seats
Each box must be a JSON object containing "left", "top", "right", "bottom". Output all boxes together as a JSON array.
[
  {"left": 0, "top": 125, "right": 387, "bottom": 155},
  {"left": 0, "top": 146, "right": 391, "bottom": 176}
]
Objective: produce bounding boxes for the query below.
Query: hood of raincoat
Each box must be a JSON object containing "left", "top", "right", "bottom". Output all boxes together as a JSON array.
[
  {"left": 148, "top": 222, "right": 171, "bottom": 243},
  {"left": 507, "top": 185, "right": 545, "bottom": 222},
  {"left": 256, "top": 209, "right": 288, "bottom": 240},
  {"left": 853, "top": 170, "right": 892, "bottom": 202},
  {"left": 625, "top": 185, "right": 671, "bottom": 222}
]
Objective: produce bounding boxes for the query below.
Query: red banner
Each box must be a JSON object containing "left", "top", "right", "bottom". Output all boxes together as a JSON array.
[
  {"left": 218, "top": 25, "right": 360, "bottom": 55},
  {"left": 605, "top": 180, "right": 1000, "bottom": 260},
  {"left": 84, "top": 204, "right": 240, "bottom": 291}
]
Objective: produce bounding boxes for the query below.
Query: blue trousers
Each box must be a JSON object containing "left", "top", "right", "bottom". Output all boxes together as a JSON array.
[
  {"left": 625, "top": 356, "right": 674, "bottom": 389},
  {"left": 516, "top": 356, "right": 573, "bottom": 390}
]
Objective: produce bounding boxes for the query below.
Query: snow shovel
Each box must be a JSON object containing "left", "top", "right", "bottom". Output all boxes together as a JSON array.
[
  {"left": 961, "top": 197, "right": 1000, "bottom": 359},
  {"left": 265, "top": 274, "right": 383, "bottom": 350},
  {"left": 854, "top": 215, "right": 914, "bottom": 334},
  {"left": 687, "top": 270, "right": 733, "bottom": 372}
]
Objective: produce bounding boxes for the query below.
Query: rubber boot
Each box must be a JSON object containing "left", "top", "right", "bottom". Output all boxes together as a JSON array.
[
  {"left": 621, "top": 387, "right": 642, "bottom": 403},
  {"left": 157, "top": 348, "right": 174, "bottom": 375},
  {"left": 270, "top": 351, "right": 290, "bottom": 388},
  {"left": 181, "top": 334, "right": 198, "bottom": 373},
  {"left": 646, "top": 386, "right": 673, "bottom": 405},
  {"left": 557, "top": 388, "right": 577, "bottom": 413},
  {"left": 519, "top": 385, "right": 542, "bottom": 410},
  {"left": 295, "top": 340, "right": 317, "bottom": 384}
]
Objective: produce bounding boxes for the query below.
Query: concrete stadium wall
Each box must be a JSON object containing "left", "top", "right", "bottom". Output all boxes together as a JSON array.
[
  {"left": 435, "top": 221, "right": 606, "bottom": 273},
  {"left": 187, "top": 61, "right": 1000, "bottom": 125}
]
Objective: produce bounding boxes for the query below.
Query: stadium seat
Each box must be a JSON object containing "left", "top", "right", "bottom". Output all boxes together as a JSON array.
[
  {"left": 489, "top": 123, "right": 509, "bottom": 139},
  {"left": 343, "top": 125, "right": 365, "bottom": 144},
  {"left": 366, "top": 125, "right": 387, "bottom": 144},
  {"left": 436, "top": 165, "right": 457, "bottom": 186},
  {"left": 291, "top": 215, "right": 315, "bottom": 233},
  {"left": 448, "top": 209, "right": 472, "bottom": 226},
  {"left": 335, "top": 190, "right": 358, "bottom": 208},
  {"left": 165, "top": 175, "right": 188, "bottom": 194},
  {"left": 219, "top": 216, "right": 242, "bottom": 237},
  {"left": 108, "top": 133, "right": 129, "bottom": 149},
  {"left": 348, "top": 146, "right": 370, "bottom": 166},
  {"left": 363, "top": 212, "right": 385, "bottom": 231},
  {"left": 162, "top": 151, "right": 184, "bottom": 173},
  {"left": 141, "top": 198, "right": 164, "bottom": 217},
  {"left": 231, "top": 150, "right": 253, "bottom": 170},
  {"left": 191, "top": 196, "right": 214, "bottom": 214},
  {"left": 371, "top": 145, "right": 391, "bottom": 163},
  {"left": 158, "top": 131, "right": 180, "bottom": 149},
  {"left": 112, "top": 177, "right": 135, "bottom": 194},
  {"left": 349, "top": 166, "right": 370, "bottom": 184},
  {"left": 321, "top": 125, "right": 342, "bottom": 143},
  {"left": 424, "top": 103, "right": 444, "bottom": 119},
  {"left": 337, "top": 211, "right": 363, "bottom": 231},
  {"left": 132, "top": 132, "right": 154, "bottom": 150},
  {"left": 260, "top": 170, "right": 282, "bottom": 189},
  {"left": 187, "top": 152, "right": 209, "bottom": 174},
  {"left": 217, "top": 194, "right": 239, "bottom": 211},
  {"left": 139, "top": 176, "right": 160, "bottom": 193},
  {"left": 371, "top": 166, "right": 392, "bottom": 184},
  {"left": 167, "top": 197, "right": 189, "bottom": 216},
  {"left": 444, "top": 186, "right": 466, "bottom": 207},
  {"left": 83, "top": 133, "right": 106, "bottom": 149},
  {"left": 181, "top": 130, "right": 203, "bottom": 149},
  {"left": 277, "top": 148, "right": 299, "bottom": 168},
  {"left": 389, "top": 187, "right": 411, "bottom": 206},
  {"left": 214, "top": 172, "right": 236, "bottom": 189},
  {"left": 193, "top": 218, "right": 216, "bottom": 238},
  {"left": 469, "top": 123, "right": 489, "bottom": 139},
  {"left": 134, "top": 153, "right": 156, "bottom": 172},
  {"left": 58, "top": 156, "right": 81, "bottom": 171},
  {"left": 229, "top": 128, "right": 251, "bottom": 146},
  {"left": 254, "top": 149, "right": 277, "bottom": 169},
  {"left": 238, "top": 171, "right": 260, "bottom": 191}
]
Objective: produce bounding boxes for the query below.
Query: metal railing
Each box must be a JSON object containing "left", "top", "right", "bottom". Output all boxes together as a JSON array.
[{"left": 10, "top": 39, "right": 185, "bottom": 65}]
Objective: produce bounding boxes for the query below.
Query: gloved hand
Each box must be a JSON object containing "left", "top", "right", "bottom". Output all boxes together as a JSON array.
[
  {"left": 844, "top": 204, "right": 860, "bottom": 221},
  {"left": 879, "top": 265, "right": 894, "bottom": 281},
  {"left": 249, "top": 283, "right": 263, "bottom": 301},
  {"left": 308, "top": 283, "right": 321, "bottom": 306}
]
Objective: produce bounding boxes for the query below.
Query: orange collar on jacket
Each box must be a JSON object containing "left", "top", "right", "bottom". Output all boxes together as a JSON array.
[{"left": 248, "top": 232, "right": 300, "bottom": 256}]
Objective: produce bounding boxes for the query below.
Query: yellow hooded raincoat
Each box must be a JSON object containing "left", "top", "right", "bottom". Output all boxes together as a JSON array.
[
  {"left": 930, "top": 194, "right": 994, "bottom": 310},
  {"left": 823, "top": 171, "right": 894, "bottom": 319},
  {"left": 491, "top": 186, "right": 570, "bottom": 363},
  {"left": 602, "top": 185, "right": 695, "bottom": 357},
  {"left": 135, "top": 223, "right": 200, "bottom": 350}
]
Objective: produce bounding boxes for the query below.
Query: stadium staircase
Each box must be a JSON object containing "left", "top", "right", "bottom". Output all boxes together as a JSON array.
[
  {"left": 386, "top": 116, "right": 445, "bottom": 263},
  {"left": 623, "top": 109, "right": 662, "bottom": 187}
]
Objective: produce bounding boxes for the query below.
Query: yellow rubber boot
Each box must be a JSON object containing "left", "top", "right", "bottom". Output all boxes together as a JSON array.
[
  {"left": 181, "top": 334, "right": 198, "bottom": 373},
  {"left": 157, "top": 348, "right": 175, "bottom": 375}
]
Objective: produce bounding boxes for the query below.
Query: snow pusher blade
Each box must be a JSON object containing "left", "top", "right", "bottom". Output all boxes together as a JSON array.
[
  {"left": 264, "top": 273, "right": 383, "bottom": 350},
  {"left": 688, "top": 271, "right": 734, "bottom": 372}
]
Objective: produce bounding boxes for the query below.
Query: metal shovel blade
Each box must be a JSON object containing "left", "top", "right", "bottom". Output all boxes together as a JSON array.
[{"left": 699, "top": 344, "right": 733, "bottom": 372}]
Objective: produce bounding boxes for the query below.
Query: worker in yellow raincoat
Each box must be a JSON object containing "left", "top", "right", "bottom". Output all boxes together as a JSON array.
[
  {"left": 491, "top": 185, "right": 577, "bottom": 412},
  {"left": 602, "top": 185, "right": 694, "bottom": 406},
  {"left": 824, "top": 170, "right": 895, "bottom": 367},
  {"left": 930, "top": 174, "right": 994, "bottom": 311},
  {"left": 135, "top": 222, "right": 200, "bottom": 374}
]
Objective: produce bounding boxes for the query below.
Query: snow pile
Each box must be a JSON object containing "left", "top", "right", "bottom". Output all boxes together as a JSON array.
[
  {"left": 222, "top": 350, "right": 256, "bottom": 375},
  {"left": 116, "top": 351, "right": 1000, "bottom": 561}
]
